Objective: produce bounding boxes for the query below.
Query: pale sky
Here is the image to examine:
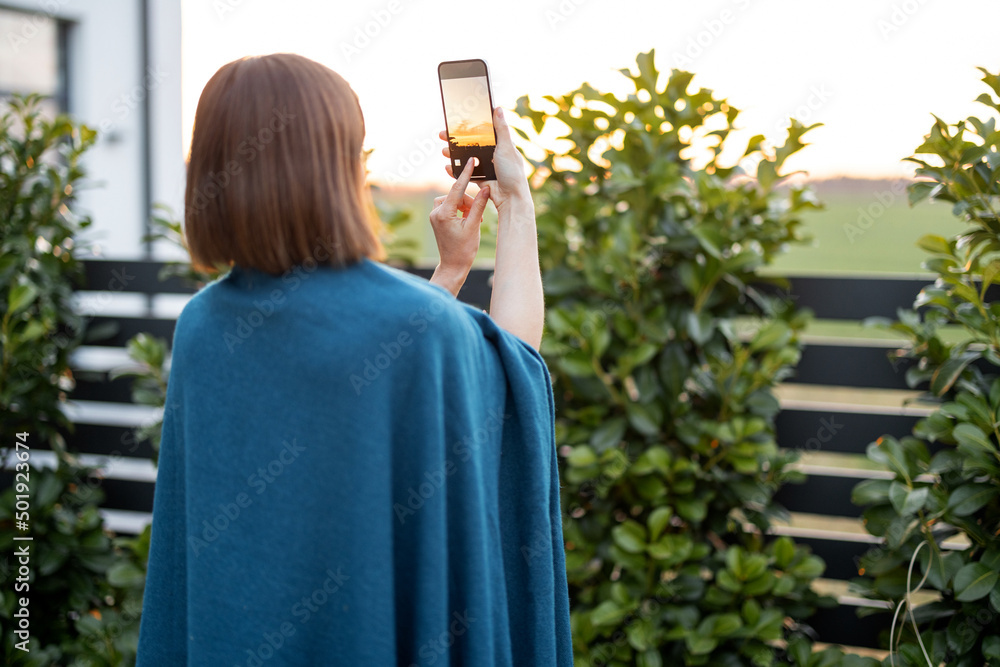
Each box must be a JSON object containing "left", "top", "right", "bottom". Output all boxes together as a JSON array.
[{"left": 182, "top": 0, "right": 1000, "bottom": 188}]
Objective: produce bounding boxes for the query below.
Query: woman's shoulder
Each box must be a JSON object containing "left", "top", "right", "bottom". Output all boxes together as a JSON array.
[
  {"left": 357, "top": 260, "right": 484, "bottom": 340},
  {"left": 361, "top": 260, "right": 455, "bottom": 303},
  {"left": 366, "top": 263, "right": 547, "bottom": 369}
]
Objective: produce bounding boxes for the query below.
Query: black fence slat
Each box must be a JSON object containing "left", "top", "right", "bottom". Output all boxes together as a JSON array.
[
  {"left": 409, "top": 266, "right": 493, "bottom": 310},
  {"left": 790, "top": 344, "right": 914, "bottom": 390},
  {"left": 61, "top": 424, "right": 157, "bottom": 460},
  {"left": 807, "top": 603, "right": 889, "bottom": 649},
  {"left": 776, "top": 409, "right": 922, "bottom": 455},
  {"left": 84, "top": 315, "right": 177, "bottom": 348},
  {"left": 794, "top": 535, "right": 871, "bottom": 582},
  {"left": 765, "top": 275, "right": 998, "bottom": 321},
  {"left": 81, "top": 259, "right": 198, "bottom": 295},
  {"left": 97, "top": 478, "right": 156, "bottom": 513},
  {"left": 780, "top": 276, "right": 926, "bottom": 321},
  {"left": 72, "top": 374, "right": 135, "bottom": 403},
  {"left": 792, "top": 344, "right": 999, "bottom": 391},
  {"left": 775, "top": 474, "right": 867, "bottom": 518}
]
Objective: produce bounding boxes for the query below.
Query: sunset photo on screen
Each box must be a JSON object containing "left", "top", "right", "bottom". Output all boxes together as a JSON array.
[{"left": 442, "top": 76, "right": 496, "bottom": 147}]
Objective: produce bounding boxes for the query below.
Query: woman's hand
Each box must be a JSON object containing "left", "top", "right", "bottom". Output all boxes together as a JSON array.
[
  {"left": 438, "top": 107, "right": 531, "bottom": 214},
  {"left": 428, "top": 158, "right": 490, "bottom": 297}
]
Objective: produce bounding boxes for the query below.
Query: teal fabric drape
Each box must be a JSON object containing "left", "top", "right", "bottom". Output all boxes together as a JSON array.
[{"left": 136, "top": 259, "right": 572, "bottom": 666}]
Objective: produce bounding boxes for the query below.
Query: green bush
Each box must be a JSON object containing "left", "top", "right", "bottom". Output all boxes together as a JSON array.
[
  {"left": 0, "top": 94, "right": 92, "bottom": 442},
  {"left": 0, "top": 94, "right": 147, "bottom": 665},
  {"left": 853, "top": 68, "right": 1000, "bottom": 666},
  {"left": 514, "top": 51, "right": 865, "bottom": 666}
]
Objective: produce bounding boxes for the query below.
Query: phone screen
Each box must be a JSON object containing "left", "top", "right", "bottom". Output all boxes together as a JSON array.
[{"left": 438, "top": 60, "right": 496, "bottom": 180}]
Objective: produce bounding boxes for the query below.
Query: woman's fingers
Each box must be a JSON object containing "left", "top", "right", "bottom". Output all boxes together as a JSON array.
[
  {"left": 439, "top": 130, "right": 451, "bottom": 159},
  {"left": 436, "top": 194, "right": 474, "bottom": 211},
  {"left": 466, "top": 185, "right": 490, "bottom": 224},
  {"left": 431, "top": 159, "right": 475, "bottom": 224},
  {"left": 447, "top": 157, "right": 475, "bottom": 199},
  {"left": 432, "top": 187, "right": 488, "bottom": 226}
]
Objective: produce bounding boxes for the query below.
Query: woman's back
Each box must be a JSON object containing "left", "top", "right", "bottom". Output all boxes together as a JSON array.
[{"left": 137, "top": 259, "right": 571, "bottom": 666}]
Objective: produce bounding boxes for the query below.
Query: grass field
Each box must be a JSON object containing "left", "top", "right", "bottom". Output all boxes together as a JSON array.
[
  {"left": 767, "top": 180, "right": 959, "bottom": 276},
  {"left": 376, "top": 178, "right": 961, "bottom": 275}
]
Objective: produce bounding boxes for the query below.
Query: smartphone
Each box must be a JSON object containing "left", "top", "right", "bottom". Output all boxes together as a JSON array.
[{"left": 438, "top": 59, "right": 497, "bottom": 181}]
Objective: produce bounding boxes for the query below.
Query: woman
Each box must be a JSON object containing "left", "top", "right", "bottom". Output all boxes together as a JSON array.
[{"left": 136, "top": 53, "right": 572, "bottom": 666}]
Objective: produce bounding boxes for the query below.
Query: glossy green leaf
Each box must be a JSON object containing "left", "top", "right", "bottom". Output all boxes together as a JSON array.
[
  {"left": 7, "top": 282, "right": 38, "bottom": 315},
  {"left": 889, "top": 482, "right": 929, "bottom": 516},
  {"left": 749, "top": 321, "right": 791, "bottom": 352},
  {"left": 590, "top": 600, "right": 626, "bottom": 627},
  {"left": 589, "top": 417, "right": 627, "bottom": 452},
  {"left": 772, "top": 536, "right": 795, "bottom": 569},
  {"left": 952, "top": 423, "right": 994, "bottom": 453},
  {"left": 106, "top": 561, "right": 145, "bottom": 588},
  {"left": 930, "top": 354, "right": 976, "bottom": 396},
  {"left": 867, "top": 438, "right": 913, "bottom": 480},
  {"left": 947, "top": 483, "right": 997, "bottom": 516},
  {"left": 852, "top": 478, "right": 891, "bottom": 506},
  {"left": 566, "top": 445, "right": 598, "bottom": 468},
  {"left": 612, "top": 520, "right": 648, "bottom": 554},
  {"left": 916, "top": 234, "right": 951, "bottom": 255},
  {"left": 626, "top": 401, "right": 662, "bottom": 436},
  {"left": 919, "top": 548, "right": 963, "bottom": 591},
  {"left": 954, "top": 562, "right": 998, "bottom": 601}
]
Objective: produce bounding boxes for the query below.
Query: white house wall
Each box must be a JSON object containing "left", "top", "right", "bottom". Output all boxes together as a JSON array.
[{"left": 4, "top": 0, "right": 183, "bottom": 259}]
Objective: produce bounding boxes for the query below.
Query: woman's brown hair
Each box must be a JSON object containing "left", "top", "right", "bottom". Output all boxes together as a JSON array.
[{"left": 185, "top": 54, "right": 384, "bottom": 274}]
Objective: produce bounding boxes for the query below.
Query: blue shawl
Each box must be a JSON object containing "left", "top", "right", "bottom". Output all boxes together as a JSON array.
[{"left": 136, "top": 259, "right": 572, "bottom": 666}]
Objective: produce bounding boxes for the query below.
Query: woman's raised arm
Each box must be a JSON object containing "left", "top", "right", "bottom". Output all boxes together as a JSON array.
[{"left": 431, "top": 107, "right": 544, "bottom": 349}]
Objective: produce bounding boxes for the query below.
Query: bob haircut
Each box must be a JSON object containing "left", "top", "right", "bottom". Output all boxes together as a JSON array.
[{"left": 185, "top": 54, "right": 384, "bottom": 275}]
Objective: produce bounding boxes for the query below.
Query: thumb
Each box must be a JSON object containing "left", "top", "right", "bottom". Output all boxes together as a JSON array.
[{"left": 493, "top": 106, "right": 513, "bottom": 150}]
